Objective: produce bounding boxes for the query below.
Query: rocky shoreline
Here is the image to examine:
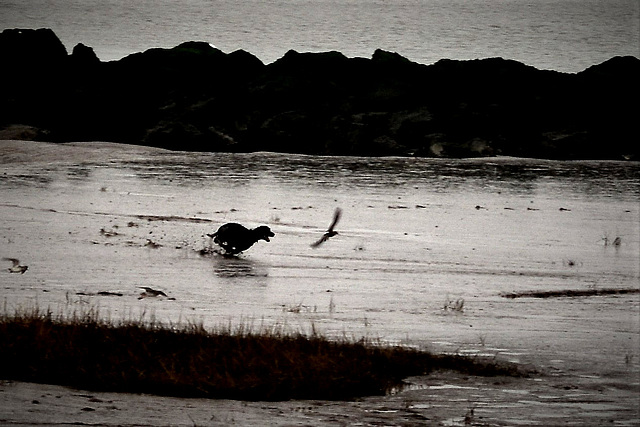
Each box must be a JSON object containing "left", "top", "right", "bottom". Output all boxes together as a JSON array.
[{"left": 1, "top": 28, "right": 638, "bottom": 160}]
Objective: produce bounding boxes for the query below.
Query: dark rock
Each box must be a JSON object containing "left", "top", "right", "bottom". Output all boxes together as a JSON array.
[
  {"left": 579, "top": 55, "right": 640, "bottom": 79},
  {"left": 0, "top": 27, "right": 638, "bottom": 160},
  {"left": 70, "top": 43, "right": 100, "bottom": 66},
  {"left": 0, "top": 28, "right": 67, "bottom": 67},
  {"left": 0, "top": 124, "right": 45, "bottom": 141}
]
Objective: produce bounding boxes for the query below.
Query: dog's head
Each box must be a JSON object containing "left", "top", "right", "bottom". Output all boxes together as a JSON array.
[{"left": 254, "top": 225, "right": 275, "bottom": 242}]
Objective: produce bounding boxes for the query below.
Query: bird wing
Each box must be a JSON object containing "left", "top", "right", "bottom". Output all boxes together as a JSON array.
[
  {"left": 327, "top": 208, "right": 342, "bottom": 233},
  {"left": 140, "top": 287, "right": 168, "bottom": 297},
  {"left": 3, "top": 258, "right": 20, "bottom": 266},
  {"left": 310, "top": 234, "right": 329, "bottom": 248}
]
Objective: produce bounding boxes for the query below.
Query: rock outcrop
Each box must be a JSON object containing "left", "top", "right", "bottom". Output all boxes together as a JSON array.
[{"left": 1, "top": 28, "right": 638, "bottom": 160}]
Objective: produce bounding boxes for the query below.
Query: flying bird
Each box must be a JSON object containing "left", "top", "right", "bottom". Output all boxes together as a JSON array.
[
  {"left": 208, "top": 223, "right": 274, "bottom": 255},
  {"left": 311, "top": 208, "right": 342, "bottom": 248},
  {"left": 138, "top": 286, "right": 174, "bottom": 300},
  {"left": 4, "top": 258, "right": 28, "bottom": 274}
]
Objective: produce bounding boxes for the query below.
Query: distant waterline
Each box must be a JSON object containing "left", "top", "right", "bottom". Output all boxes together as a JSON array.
[{"left": 1, "top": 0, "right": 638, "bottom": 73}]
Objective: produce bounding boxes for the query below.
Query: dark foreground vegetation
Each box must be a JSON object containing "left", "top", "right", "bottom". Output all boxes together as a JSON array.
[
  {"left": 1, "top": 28, "right": 639, "bottom": 160},
  {"left": 0, "top": 308, "right": 525, "bottom": 401}
]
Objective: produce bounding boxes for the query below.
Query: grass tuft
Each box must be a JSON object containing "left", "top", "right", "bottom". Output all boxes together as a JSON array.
[{"left": 0, "top": 308, "right": 526, "bottom": 401}]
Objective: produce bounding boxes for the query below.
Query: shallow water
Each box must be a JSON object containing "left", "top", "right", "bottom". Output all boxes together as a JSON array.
[
  {"left": 1, "top": 140, "right": 639, "bottom": 424},
  {"left": 2, "top": 140, "right": 638, "bottom": 361}
]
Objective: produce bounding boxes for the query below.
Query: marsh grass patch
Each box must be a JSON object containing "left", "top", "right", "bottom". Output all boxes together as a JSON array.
[
  {"left": 502, "top": 288, "right": 640, "bottom": 299},
  {"left": 0, "top": 306, "right": 527, "bottom": 401}
]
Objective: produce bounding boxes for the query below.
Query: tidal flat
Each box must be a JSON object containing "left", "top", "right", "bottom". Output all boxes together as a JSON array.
[{"left": 1, "top": 140, "right": 638, "bottom": 425}]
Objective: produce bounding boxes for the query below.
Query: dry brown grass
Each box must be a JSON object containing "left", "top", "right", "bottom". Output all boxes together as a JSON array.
[{"left": 0, "top": 307, "right": 526, "bottom": 401}]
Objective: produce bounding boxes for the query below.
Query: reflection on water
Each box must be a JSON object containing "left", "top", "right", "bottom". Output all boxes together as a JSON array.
[
  {"left": 0, "top": 173, "right": 53, "bottom": 188},
  {"left": 211, "top": 254, "right": 269, "bottom": 279},
  {"left": 2, "top": 142, "right": 638, "bottom": 202},
  {"left": 116, "top": 152, "right": 640, "bottom": 200},
  {"left": 66, "top": 165, "right": 93, "bottom": 180}
]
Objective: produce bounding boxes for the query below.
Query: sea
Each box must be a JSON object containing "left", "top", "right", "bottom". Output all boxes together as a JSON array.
[{"left": 1, "top": 0, "right": 639, "bottom": 73}]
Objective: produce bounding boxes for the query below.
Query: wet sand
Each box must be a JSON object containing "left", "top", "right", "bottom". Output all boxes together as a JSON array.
[{"left": 1, "top": 140, "right": 639, "bottom": 425}]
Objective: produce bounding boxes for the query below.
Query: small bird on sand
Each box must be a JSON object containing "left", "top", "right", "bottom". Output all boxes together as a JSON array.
[
  {"left": 208, "top": 223, "right": 274, "bottom": 255},
  {"left": 138, "top": 286, "right": 174, "bottom": 300},
  {"left": 4, "top": 258, "right": 28, "bottom": 274},
  {"left": 311, "top": 208, "right": 342, "bottom": 248}
]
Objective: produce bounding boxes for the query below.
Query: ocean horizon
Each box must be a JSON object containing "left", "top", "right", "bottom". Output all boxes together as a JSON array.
[{"left": 1, "top": 0, "right": 638, "bottom": 73}]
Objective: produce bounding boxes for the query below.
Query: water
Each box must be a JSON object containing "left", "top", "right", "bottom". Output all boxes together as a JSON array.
[
  {"left": 1, "top": 140, "right": 639, "bottom": 423},
  {"left": 1, "top": 141, "right": 638, "bottom": 369},
  {"left": 1, "top": 0, "right": 638, "bottom": 72}
]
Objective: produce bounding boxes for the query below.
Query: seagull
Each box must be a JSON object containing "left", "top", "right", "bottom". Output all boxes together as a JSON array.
[
  {"left": 207, "top": 223, "right": 274, "bottom": 255},
  {"left": 138, "top": 286, "right": 173, "bottom": 300},
  {"left": 311, "top": 208, "right": 342, "bottom": 248},
  {"left": 4, "top": 258, "right": 28, "bottom": 274}
]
